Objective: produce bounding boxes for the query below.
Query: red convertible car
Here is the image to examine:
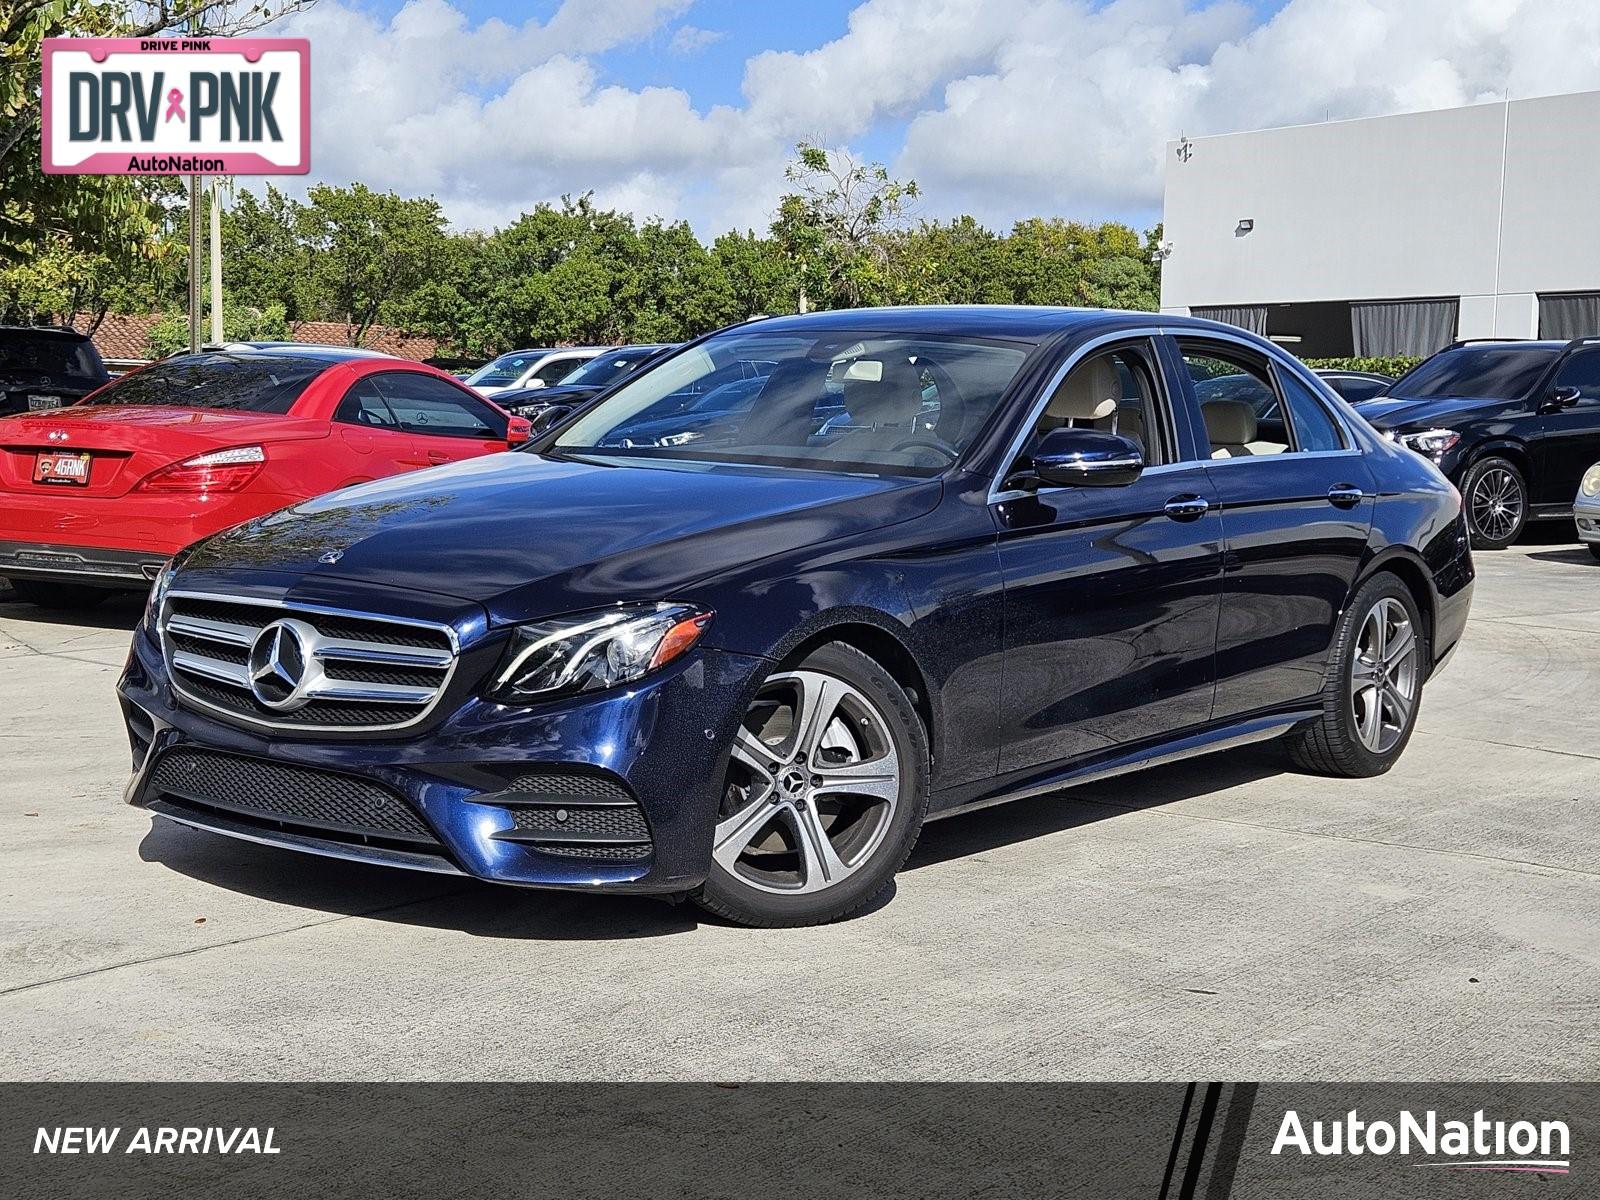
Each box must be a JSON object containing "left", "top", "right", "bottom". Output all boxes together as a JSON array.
[{"left": 0, "top": 346, "right": 529, "bottom": 607}]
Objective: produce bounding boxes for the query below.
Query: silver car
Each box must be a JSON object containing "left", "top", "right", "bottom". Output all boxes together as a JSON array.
[{"left": 1577, "top": 461, "right": 1600, "bottom": 562}]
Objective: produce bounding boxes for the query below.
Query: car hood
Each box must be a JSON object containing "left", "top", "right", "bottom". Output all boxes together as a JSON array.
[
  {"left": 182, "top": 451, "right": 940, "bottom": 626},
  {"left": 1354, "top": 394, "right": 1506, "bottom": 429},
  {"left": 500, "top": 383, "right": 601, "bottom": 412}
]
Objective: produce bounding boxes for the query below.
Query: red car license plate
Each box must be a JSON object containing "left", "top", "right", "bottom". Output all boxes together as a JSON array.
[{"left": 33, "top": 451, "right": 92, "bottom": 486}]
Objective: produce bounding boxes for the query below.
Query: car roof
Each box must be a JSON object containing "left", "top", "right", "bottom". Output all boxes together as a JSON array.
[
  {"left": 159, "top": 348, "right": 413, "bottom": 370},
  {"left": 729, "top": 305, "right": 1255, "bottom": 342},
  {"left": 0, "top": 325, "right": 91, "bottom": 341},
  {"left": 200, "top": 341, "right": 396, "bottom": 360},
  {"left": 496, "top": 346, "right": 608, "bottom": 356}
]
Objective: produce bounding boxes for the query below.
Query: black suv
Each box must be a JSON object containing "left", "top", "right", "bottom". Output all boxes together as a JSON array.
[
  {"left": 1354, "top": 338, "right": 1600, "bottom": 549},
  {"left": 0, "top": 326, "right": 110, "bottom": 417}
]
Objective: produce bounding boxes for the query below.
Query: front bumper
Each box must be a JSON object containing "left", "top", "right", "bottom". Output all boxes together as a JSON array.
[
  {"left": 1576, "top": 497, "right": 1600, "bottom": 545},
  {"left": 119, "top": 626, "right": 770, "bottom": 892}
]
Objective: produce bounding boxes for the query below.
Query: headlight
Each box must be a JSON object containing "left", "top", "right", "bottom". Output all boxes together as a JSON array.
[
  {"left": 143, "top": 558, "right": 178, "bottom": 627},
  {"left": 1397, "top": 428, "right": 1460, "bottom": 456},
  {"left": 1581, "top": 464, "right": 1600, "bottom": 498},
  {"left": 487, "top": 602, "right": 713, "bottom": 703}
]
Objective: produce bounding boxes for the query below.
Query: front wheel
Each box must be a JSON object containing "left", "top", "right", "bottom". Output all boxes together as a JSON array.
[
  {"left": 693, "top": 642, "right": 929, "bottom": 927},
  {"left": 1588, "top": 543, "right": 1600, "bottom": 564},
  {"left": 1284, "top": 573, "right": 1427, "bottom": 778},
  {"left": 1462, "top": 456, "right": 1527, "bottom": 550}
]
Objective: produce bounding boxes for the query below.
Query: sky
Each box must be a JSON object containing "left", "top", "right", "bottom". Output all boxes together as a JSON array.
[{"left": 269, "top": 0, "right": 1600, "bottom": 238}]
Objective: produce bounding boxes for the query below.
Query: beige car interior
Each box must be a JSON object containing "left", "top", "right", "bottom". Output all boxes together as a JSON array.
[
  {"left": 1202, "top": 399, "right": 1289, "bottom": 458},
  {"left": 1035, "top": 353, "right": 1151, "bottom": 458}
]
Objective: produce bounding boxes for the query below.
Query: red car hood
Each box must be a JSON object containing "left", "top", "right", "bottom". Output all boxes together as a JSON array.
[{"left": 0, "top": 406, "right": 329, "bottom": 499}]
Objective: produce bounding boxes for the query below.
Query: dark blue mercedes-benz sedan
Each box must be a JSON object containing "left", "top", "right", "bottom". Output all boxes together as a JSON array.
[{"left": 119, "top": 307, "right": 1475, "bottom": 927}]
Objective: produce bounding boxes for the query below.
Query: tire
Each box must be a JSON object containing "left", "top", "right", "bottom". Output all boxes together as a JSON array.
[
  {"left": 5, "top": 579, "right": 112, "bottom": 610},
  {"left": 1588, "top": 543, "right": 1600, "bottom": 564},
  {"left": 1461, "top": 456, "right": 1527, "bottom": 550},
  {"left": 1284, "top": 573, "right": 1427, "bottom": 778},
  {"left": 693, "top": 642, "right": 930, "bottom": 927}
]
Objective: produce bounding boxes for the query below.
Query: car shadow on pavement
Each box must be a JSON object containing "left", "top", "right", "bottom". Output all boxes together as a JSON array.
[
  {"left": 1524, "top": 547, "right": 1597, "bottom": 567},
  {"left": 905, "top": 749, "right": 1286, "bottom": 871},
  {"left": 0, "top": 588, "right": 144, "bottom": 631},
  {"left": 136, "top": 747, "right": 1289, "bottom": 938},
  {"left": 137, "top": 818, "right": 705, "bottom": 940}
]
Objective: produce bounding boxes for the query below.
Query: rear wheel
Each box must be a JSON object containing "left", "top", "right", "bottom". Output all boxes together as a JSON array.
[
  {"left": 1462, "top": 456, "right": 1527, "bottom": 550},
  {"left": 693, "top": 642, "right": 929, "bottom": 927},
  {"left": 1284, "top": 573, "right": 1426, "bottom": 778},
  {"left": 5, "top": 579, "right": 111, "bottom": 610}
]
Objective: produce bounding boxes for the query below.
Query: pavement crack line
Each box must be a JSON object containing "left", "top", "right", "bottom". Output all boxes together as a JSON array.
[
  {"left": 1067, "top": 795, "right": 1600, "bottom": 882},
  {"left": 0, "top": 885, "right": 475, "bottom": 999},
  {"left": 1419, "top": 729, "right": 1600, "bottom": 764}
]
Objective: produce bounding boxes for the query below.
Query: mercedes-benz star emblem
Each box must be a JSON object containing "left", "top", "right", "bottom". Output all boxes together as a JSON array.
[
  {"left": 247, "top": 618, "right": 318, "bottom": 711},
  {"left": 318, "top": 549, "right": 344, "bottom": 565}
]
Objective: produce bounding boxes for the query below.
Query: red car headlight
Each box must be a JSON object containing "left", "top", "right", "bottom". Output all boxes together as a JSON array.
[{"left": 135, "top": 445, "right": 266, "bottom": 494}]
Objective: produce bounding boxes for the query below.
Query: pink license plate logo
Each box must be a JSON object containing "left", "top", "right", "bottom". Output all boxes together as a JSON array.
[{"left": 42, "top": 37, "right": 309, "bottom": 175}]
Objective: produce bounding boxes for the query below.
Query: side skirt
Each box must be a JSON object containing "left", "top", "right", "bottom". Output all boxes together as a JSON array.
[{"left": 927, "top": 709, "right": 1320, "bottom": 823}]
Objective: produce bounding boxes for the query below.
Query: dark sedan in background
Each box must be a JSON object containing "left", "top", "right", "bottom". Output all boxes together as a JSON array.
[
  {"left": 1354, "top": 337, "right": 1600, "bottom": 548},
  {"left": 1316, "top": 369, "right": 1394, "bottom": 403},
  {"left": 120, "top": 308, "right": 1472, "bottom": 928},
  {"left": 0, "top": 325, "right": 110, "bottom": 416},
  {"left": 493, "top": 344, "right": 673, "bottom": 424}
]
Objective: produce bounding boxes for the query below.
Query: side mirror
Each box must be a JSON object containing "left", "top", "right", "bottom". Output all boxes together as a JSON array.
[
  {"left": 526, "top": 405, "right": 574, "bottom": 436},
  {"left": 1030, "top": 428, "right": 1144, "bottom": 488},
  {"left": 505, "top": 416, "right": 532, "bottom": 446}
]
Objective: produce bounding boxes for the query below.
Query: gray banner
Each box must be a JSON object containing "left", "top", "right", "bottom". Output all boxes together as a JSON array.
[{"left": 0, "top": 1083, "right": 1591, "bottom": 1199}]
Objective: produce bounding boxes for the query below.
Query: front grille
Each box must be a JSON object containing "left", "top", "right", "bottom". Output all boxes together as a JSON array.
[
  {"left": 490, "top": 771, "right": 652, "bottom": 862},
  {"left": 148, "top": 748, "right": 437, "bottom": 844},
  {"left": 161, "top": 591, "right": 457, "bottom": 733}
]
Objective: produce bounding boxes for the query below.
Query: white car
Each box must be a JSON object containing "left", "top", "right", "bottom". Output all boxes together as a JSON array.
[
  {"left": 462, "top": 347, "right": 605, "bottom": 398},
  {"left": 1577, "top": 461, "right": 1600, "bottom": 562}
]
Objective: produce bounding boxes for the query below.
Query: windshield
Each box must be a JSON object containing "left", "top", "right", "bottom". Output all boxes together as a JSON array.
[
  {"left": 553, "top": 330, "right": 1031, "bottom": 477},
  {"left": 562, "top": 347, "right": 661, "bottom": 388},
  {"left": 464, "top": 351, "right": 549, "bottom": 388},
  {"left": 1391, "top": 347, "right": 1557, "bottom": 401},
  {"left": 1, "top": 333, "right": 105, "bottom": 380},
  {"left": 82, "top": 354, "right": 321, "bottom": 413}
]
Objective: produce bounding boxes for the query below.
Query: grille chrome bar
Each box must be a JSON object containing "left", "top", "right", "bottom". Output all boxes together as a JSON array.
[
  {"left": 171, "top": 649, "right": 252, "bottom": 688},
  {"left": 167, "top": 613, "right": 257, "bottom": 646},
  {"left": 161, "top": 590, "right": 460, "bottom": 733}
]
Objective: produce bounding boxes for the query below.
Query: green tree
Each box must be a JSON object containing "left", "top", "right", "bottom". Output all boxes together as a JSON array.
[
  {"left": 294, "top": 183, "right": 454, "bottom": 345},
  {"left": 711, "top": 230, "right": 795, "bottom": 321},
  {"left": 771, "top": 142, "right": 920, "bottom": 311}
]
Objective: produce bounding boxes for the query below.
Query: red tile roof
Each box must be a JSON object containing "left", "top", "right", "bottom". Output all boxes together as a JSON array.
[{"left": 75, "top": 313, "right": 439, "bottom": 364}]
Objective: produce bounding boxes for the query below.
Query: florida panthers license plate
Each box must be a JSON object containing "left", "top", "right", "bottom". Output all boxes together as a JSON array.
[{"left": 33, "top": 451, "right": 91, "bottom": 486}]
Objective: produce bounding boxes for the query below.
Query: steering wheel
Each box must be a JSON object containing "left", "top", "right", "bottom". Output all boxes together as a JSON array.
[{"left": 889, "top": 435, "right": 959, "bottom": 465}]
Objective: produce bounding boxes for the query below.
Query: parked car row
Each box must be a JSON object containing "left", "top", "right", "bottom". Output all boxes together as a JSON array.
[{"left": 7, "top": 308, "right": 1599, "bottom": 928}]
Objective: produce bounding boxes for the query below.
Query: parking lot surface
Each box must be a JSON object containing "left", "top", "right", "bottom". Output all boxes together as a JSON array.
[{"left": 2, "top": 538, "right": 1596, "bottom": 1081}]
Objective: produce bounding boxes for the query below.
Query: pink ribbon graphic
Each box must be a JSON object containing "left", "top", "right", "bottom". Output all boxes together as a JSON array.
[{"left": 164, "top": 88, "right": 185, "bottom": 123}]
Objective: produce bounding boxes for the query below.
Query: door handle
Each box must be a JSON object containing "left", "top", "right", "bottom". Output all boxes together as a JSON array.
[
  {"left": 1327, "top": 483, "right": 1364, "bottom": 508},
  {"left": 427, "top": 450, "right": 451, "bottom": 464},
  {"left": 1163, "top": 494, "right": 1210, "bottom": 522}
]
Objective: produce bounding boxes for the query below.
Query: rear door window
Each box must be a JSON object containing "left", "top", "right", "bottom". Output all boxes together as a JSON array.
[{"left": 372, "top": 372, "right": 508, "bottom": 439}]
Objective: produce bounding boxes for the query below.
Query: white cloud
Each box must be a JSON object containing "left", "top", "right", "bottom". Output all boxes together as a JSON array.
[
  {"left": 670, "top": 24, "right": 726, "bottom": 55},
  {"left": 268, "top": 0, "right": 1600, "bottom": 237}
]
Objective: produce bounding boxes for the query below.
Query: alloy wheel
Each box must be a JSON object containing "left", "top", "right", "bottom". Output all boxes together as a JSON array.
[
  {"left": 714, "top": 668, "right": 901, "bottom": 895},
  {"left": 1349, "top": 597, "right": 1419, "bottom": 754},
  {"left": 1469, "top": 467, "right": 1523, "bottom": 543}
]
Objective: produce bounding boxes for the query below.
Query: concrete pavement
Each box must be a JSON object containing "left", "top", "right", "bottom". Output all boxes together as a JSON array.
[{"left": 1, "top": 539, "right": 1596, "bottom": 1080}]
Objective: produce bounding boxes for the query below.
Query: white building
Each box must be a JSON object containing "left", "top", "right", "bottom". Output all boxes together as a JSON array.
[{"left": 1158, "top": 90, "right": 1600, "bottom": 357}]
